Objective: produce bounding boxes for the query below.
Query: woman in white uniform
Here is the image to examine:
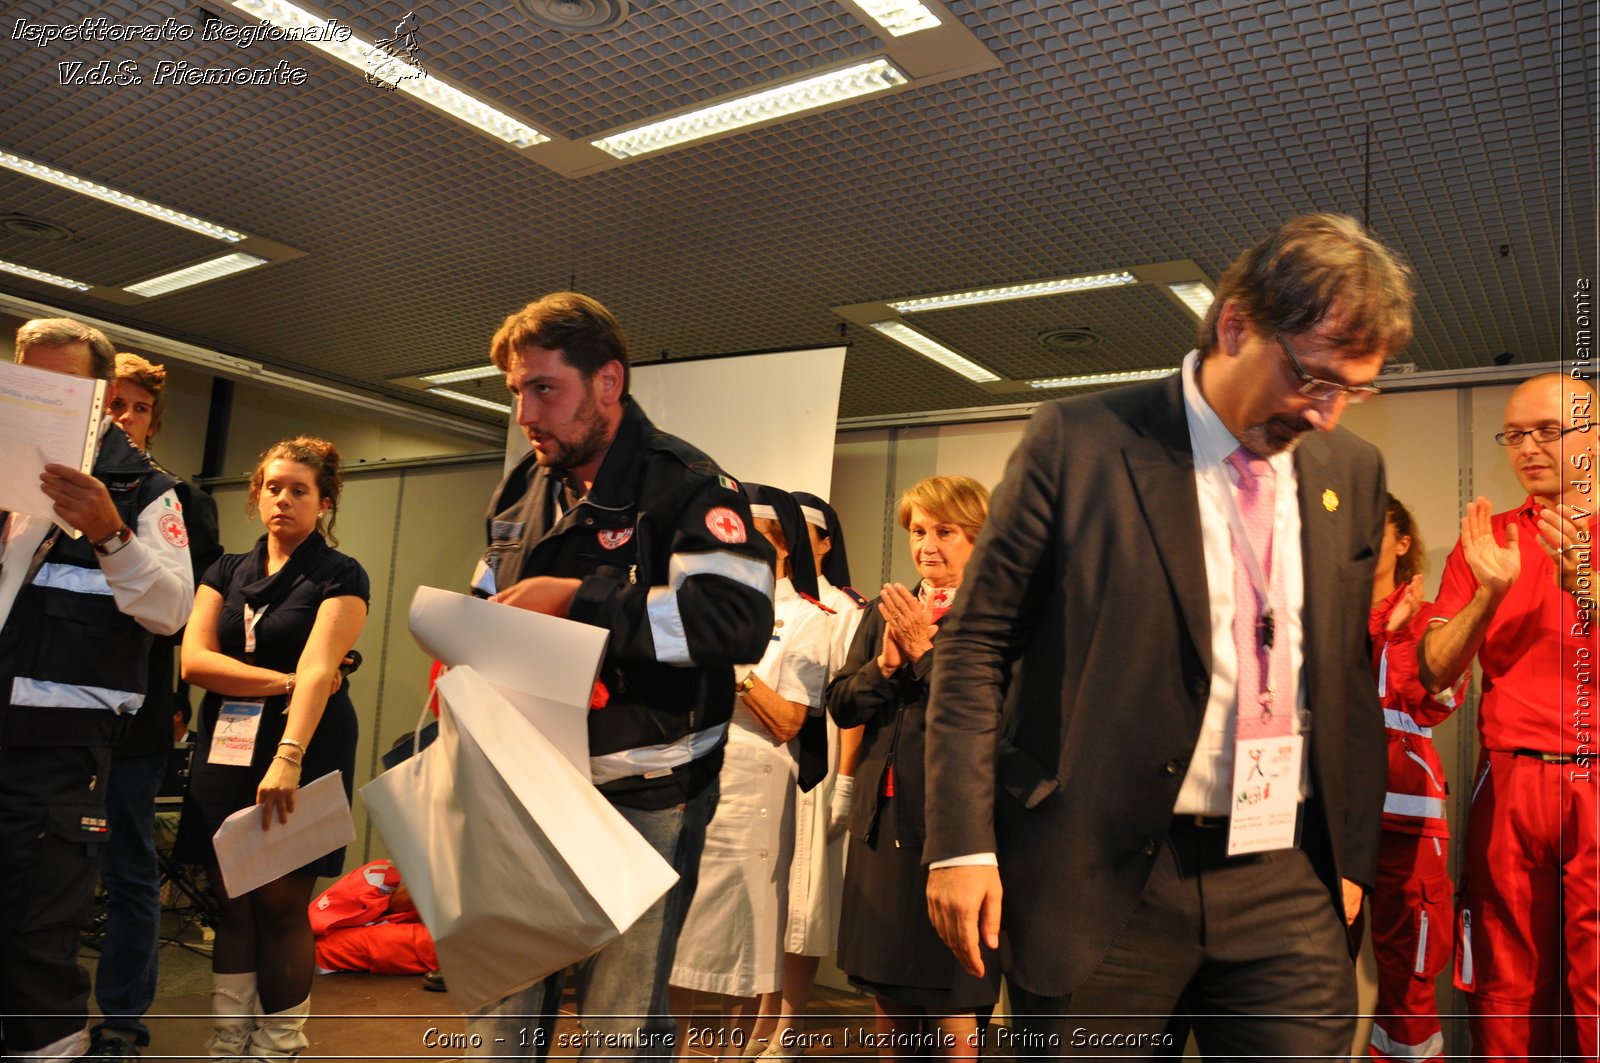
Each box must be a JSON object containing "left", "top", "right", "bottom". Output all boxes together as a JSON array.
[
  {"left": 670, "top": 485, "right": 832, "bottom": 1055},
  {"left": 753, "top": 493, "right": 869, "bottom": 1056}
]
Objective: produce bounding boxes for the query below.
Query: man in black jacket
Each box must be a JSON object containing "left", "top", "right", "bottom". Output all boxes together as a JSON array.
[
  {"left": 924, "top": 216, "right": 1415, "bottom": 1056},
  {"left": 467, "top": 292, "right": 775, "bottom": 1059},
  {"left": 0, "top": 319, "right": 194, "bottom": 1061}
]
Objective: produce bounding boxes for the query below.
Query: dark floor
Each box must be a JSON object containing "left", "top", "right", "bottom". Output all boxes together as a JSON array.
[{"left": 81, "top": 911, "right": 887, "bottom": 1063}]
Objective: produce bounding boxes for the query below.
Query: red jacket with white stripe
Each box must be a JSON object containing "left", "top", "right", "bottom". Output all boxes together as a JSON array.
[{"left": 1370, "top": 585, "right": 1465, "bottom": 838}]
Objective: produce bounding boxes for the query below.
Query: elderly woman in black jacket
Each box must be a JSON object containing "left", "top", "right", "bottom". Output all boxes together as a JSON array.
[{"left": 827, "top": 475, "right": 997, "bottom": 1060}]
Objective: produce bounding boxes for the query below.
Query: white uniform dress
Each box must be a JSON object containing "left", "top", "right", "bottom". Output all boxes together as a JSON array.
[
  {"left": 670, "top": 577, "right": 831, "bottom": 996},
  {"left": 782, "top": 575, "right": 868, "bottom": 956}
]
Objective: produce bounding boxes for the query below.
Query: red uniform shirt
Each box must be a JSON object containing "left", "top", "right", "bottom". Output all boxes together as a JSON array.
[{"left": 1430, "top": 498, "right": 1598, "bottom": 755}]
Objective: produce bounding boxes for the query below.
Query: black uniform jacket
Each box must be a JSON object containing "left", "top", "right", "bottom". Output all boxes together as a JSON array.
[{"left": 482, "top": 399, "right": 776, "bottom": 808}]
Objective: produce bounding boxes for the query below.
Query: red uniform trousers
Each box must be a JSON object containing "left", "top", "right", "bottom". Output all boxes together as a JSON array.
[
  {"left": 1369, "top": 831, "right": 1451, "bottom": 1061},
  {"left": 1455, "top": 750, "right": 1599, "bottom": 1061}
]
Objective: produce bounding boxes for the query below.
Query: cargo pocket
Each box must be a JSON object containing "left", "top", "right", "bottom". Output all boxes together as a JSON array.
[
  {"left": 20, "top": 802, "right": 107, "bottom": 933},
  {"left": 1417, "top": 863, "right": 1452, "bottom": 980}
]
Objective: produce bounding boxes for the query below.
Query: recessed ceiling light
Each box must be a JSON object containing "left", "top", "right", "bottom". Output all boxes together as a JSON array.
[
  {"left": 889, "top": 271, "right": 1138, "bottom": 313},
  {"left": 421, "top": 365, "right": 502, "bottom": 386},
  {"left": 852, "top": 0, "right": 941, "bottom": 35},
  {"left": 0, "top": 258, "right": 92, "bottom": 291},
  {"left": 0, "top": 150, "right": 244, "bottom": 243},
  {"left": 1166, "top": 281, "right": 1215, "bottom": 318},
  {"left": 1028, "top": 368, "right": 1178, "bottom": 390},
  {"left": 427, "top": 387, "right": 512, "bottom": 414},
  {"left": 869, "top": 321, "right": 999, "bottom": 383},
  {"left": 592, "top": 59, "right": 909, "bottom": 160},
  {"left": 214, "top": 0, "right": 550, "bottom": 148},
  {"left": 124, "top": 253, "right": 269, "bottom": 297}
]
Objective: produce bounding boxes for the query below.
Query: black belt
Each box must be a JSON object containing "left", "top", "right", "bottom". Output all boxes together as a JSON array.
[{"left": 1512, "top": 749, "right": 1580, "bottom": 764}]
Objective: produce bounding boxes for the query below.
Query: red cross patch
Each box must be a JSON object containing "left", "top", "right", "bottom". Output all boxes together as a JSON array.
[
  {"left": 598, "top": 527, "right": 634, "bottom": 550},
  {"left": 159, "top": 513, "right": 189, "bottom": 548},
  {"left": 705, "top": 506, "right": 747, "bottom": 544}
]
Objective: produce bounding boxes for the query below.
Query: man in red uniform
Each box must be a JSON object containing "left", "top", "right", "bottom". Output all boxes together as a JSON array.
[{"left": 1421, "top": 372, "right": 1598, "bottom": 1059}]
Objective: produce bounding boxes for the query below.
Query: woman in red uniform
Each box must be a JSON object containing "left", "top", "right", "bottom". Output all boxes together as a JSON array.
[{"left": 1367, "top": 493, "right": 1464, "bottom": 1062}]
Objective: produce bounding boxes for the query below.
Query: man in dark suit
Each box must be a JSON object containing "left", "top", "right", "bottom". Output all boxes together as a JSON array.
[{"left": 924, "top": 214, "right": 1416, "bottom": 1056}]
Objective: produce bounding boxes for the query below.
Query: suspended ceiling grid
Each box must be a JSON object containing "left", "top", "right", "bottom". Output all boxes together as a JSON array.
[{"left": 0, "top": 0, "right": 1590, "bottom": 425}]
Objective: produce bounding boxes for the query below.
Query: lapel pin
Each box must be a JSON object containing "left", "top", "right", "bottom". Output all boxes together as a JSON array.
[{"left": 1322, "top": 489, "right": 1339, "bottom": 513}]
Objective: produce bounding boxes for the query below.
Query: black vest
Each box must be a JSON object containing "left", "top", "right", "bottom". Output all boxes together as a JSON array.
[{"left": 0, "top": 425, "right": 178, "bottom": 746}]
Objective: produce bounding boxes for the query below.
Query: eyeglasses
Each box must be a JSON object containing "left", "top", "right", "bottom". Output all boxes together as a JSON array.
[
  {"left": 1276, "top": 333, "right": 1381, "bottom": 403},
  {"left": 1494, "top": 424, "right": 1592, "bottom": 446}
]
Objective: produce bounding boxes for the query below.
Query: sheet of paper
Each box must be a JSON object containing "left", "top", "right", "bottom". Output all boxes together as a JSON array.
[
  {"left": 0, "top": 360, "right": 105, "bottom": 524},
  {"left": 408, "top": 586, "right": 608, "bottom": 775},
  {"left": 212, "top": 770, "right": 355, "bottom": 898}
]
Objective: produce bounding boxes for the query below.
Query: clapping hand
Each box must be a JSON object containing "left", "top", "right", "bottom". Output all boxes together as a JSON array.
[{"left": 1460, "top": 497, "right": 1519, "bottom": 599}]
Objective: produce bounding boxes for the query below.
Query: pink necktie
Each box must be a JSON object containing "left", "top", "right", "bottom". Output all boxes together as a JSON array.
[{"left": 1227, "top": 448, "right": 1290, "bottom": 740}]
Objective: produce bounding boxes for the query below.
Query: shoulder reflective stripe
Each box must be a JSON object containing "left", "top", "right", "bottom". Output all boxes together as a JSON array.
[
  {"left": 10, "top": 677, "right": 143, "bottom": 714},
  {"left": 667, "top": 549, "right": 775, "bottom": 595},
  {"left": 1383, "top": 708, "right": 1433, "bottom": 738},
  {"left": 1382, "top": 792, "right": 1446, "bottom": 819},
  {"left": 646, "top": 585, "right": 692, "bottom": 665},
  {"left": 34, "top": 562, "right": 114, "bottom": 596},
  {"left": 589, "top": 721, "right": 729, "bottom": 785}
]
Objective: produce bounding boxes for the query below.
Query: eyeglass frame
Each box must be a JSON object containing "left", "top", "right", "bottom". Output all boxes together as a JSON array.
[
  {"left": 1275, "top": 332, "right": 1382, "bottom": 404},
  {"left": 1493, "top": 423, "right": 1593, "bottom": 447}
]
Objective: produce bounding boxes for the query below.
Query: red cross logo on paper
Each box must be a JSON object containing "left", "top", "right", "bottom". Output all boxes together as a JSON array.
[
  {"left": 706, "top": 507, "right": 747, "bottom": 544},
  {"left": 159, "top": 513, "right": 189, "bottom": 548},
  {"left": 598, "top": 527, "right": 634, "bottom": 550}
]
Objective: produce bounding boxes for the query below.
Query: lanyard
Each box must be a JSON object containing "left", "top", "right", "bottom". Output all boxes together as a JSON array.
[
  {"left": 242, "top": 602, "right": 270, "bottom": 656},
  {"left": 1218, "top": 464, "right": 1280, "bottom": 654}
]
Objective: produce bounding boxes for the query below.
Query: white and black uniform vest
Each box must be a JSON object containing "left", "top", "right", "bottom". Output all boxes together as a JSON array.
[{"left": 0, "top": 427, "right": 178, "bottom": 746}]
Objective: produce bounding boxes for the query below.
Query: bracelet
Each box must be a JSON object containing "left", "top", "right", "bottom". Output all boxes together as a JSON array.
[
  {"left": 283, "top": 672, "right": 297, "bottom": 695},
  {"left": 272, "top": 753, "right": 302, "bottom": 769},
  {"left": 278, "top": 738, "right": 307, "bottom": 752}
]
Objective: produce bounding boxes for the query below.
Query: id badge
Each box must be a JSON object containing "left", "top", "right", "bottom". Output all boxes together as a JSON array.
[
  {"left": 208, "top": 700, "right": 265, "bottom": 767},
  {"left": 1226, "top": 734, "right": 1303, "bottom": 856}
]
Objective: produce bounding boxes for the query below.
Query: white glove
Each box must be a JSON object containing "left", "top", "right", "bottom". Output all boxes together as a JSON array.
[{"left": 828, "top": 775, "right": 855, "bottom": 838}]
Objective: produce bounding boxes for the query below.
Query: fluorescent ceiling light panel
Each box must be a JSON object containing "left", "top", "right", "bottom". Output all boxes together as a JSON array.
[
  {"left": 0, "top": 258, "right": 92, "bottom": 291},
  {"left": 1029, "top": 368, "right": 1178, "bottom": 390},
  {"left": 427, "top": 387, "right": 512, "bottom": 414},
  {"left": 215, "top": 0, "right": 549, "bottom": 148},
  {"left": 870, "top": 321, "right": 999, "bottom": 383},
  {"left": 854, "top": 0, "right": 941, "bottom": 35},
  {"left": 0, "top": 150, "right": 244, "bottom": 243},
  {"left": 889, "top": 271, "right": 1137, "bottom": 313},
  {"left": 421, "top": 365, "right": 502, "bottom": 386},
  {"left": 1167, "top": 281, "right": 1215, "bottom": 318},
  {"left": 124, "top": 252, "right": 268, "bottom": 297},
  {"left": 592, "top": 59, "right": 909, "bottom": 160}
]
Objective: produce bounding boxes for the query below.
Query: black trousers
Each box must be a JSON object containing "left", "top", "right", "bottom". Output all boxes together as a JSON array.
[
  {"left": 0, "top": 742, "right": 112, "bottom": 1054},
  {"left": 1008, "top": 819, "right": 1357, "bottom": 1060}
]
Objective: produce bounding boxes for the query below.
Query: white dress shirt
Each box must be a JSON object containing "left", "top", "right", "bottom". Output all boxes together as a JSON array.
[{"left": 1175, "top": 349, "right": 1310, "bottom": 815}]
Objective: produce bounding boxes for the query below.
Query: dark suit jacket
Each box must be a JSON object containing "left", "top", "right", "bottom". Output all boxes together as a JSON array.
[{"left": 924, "top": 373, "right": 1387, "bottom": 998}]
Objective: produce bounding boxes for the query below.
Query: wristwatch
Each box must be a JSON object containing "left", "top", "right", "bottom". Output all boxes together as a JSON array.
[
  {"left": 736, "top": 672, "right": 757, "bottom": 696},
  {"left": 92, "top": 525, "right": 132, "bottom": 556}
]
